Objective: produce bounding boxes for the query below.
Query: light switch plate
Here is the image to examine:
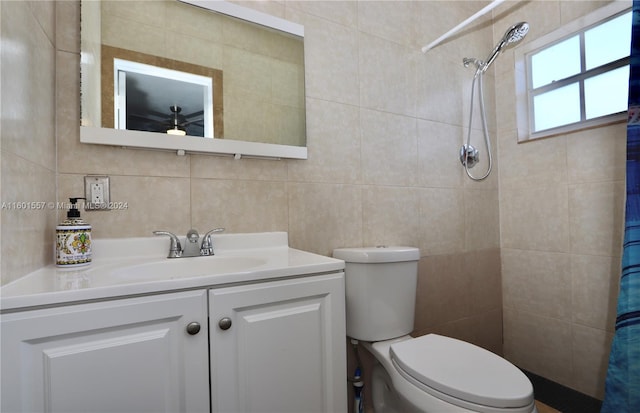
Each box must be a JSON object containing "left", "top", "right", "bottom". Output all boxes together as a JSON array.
[{"left": 84, "top": 176, "right": 110, "bottom": 210}]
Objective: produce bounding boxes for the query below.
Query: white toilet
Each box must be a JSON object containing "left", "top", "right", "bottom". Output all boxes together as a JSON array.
[{"left": 333, "top": 246, "right": 537, "bottom": 413}]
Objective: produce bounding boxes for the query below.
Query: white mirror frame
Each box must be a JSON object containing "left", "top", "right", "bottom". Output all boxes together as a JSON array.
[{"left": 80, "top": 0, "right": 307, "bottom": 160}]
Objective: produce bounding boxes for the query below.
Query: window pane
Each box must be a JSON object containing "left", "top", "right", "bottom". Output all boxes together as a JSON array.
[
  {"left": 530, "top": 36, "right": 581, "bottom": 88},
  {"left": 533, "top": 83, "right": 581, "bottom": 131},
  {"left": 585, "top": 65, "right": 629, "bottom": 119},
  {"left": 585, "top": 12, "right": 632, "bottom": 70}
]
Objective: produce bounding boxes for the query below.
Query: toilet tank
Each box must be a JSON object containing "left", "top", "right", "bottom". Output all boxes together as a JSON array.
[{"left": 333, "top": 247, "right": 420, "bottom": 342}]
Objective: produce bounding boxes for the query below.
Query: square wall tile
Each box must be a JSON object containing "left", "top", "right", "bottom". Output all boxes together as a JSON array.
[
  {"left": 498, "top": 130, "right": 567, "bottom": 190},
  {"left": 360, "top": 109, "right": 419, "bottom": 186},
  {"left": 465, "top": 248, "right": 502, "bottom": 315},
  {"left": 1, "top": 154, "right": 56, "bottom": 284},
  {"left": 359, "top": 33, "right": 416, "bottom": 117},
  {"left": 502, "top": 249, "right": 572, "bottom": 321},
  {"left": 495, "top": 69, "right": 518, "bottom": 133},
  {"left": 560, "top": 1, "right": 614, "bottom": 24},
  {"left": 416, "top": 47, "right": 468, "bottom": 126},
  {"left": 503, "top": 309, "right": 573, "bottom": 386},
  {"left": 288, "top": 98, "right": 361, "bottom": 184},
  {"left": 56, "top": 48, "right": 80, "bottom": 143},
  {"left": 417, "top": 120, "right": 464, "bottom": 188},
  {"left": 362, "top": 185, "right": 421, "bottom": 248},
  {"left": 357, "top": 1, "right": 415, "bottom": 46},
  {"left": 28, "top": 0, "right": 55, "bottom": 45},
  {"left": 465, "top": 189, "right": 500, "bottom": 250},
  {"left": 414, "top": 250, "right": 501, "bottom": 355},
  {"left": 2, "top": 0, "right": 56, "bottom": 170},
  {"left": 56, "top": 0, "right": 80, "bottom": 54},
  {"left": 418, "top": 188, "right": 465, "bottom": 255},
  {"left": 414, "top": 253, "right": 469, "bottom": 330},
  {"left": 569, "top": 181, "right": 624, "bottom": 256},
  {"left": 571, "top": 324, "right": 614, "bottom": 399},
  {"left": 288, "top": 182, "right": 362, "bottom": 257},
  {"left": 567, "top": 123, "right": 626, "bottom": 184},
  {"left": 571, "top": 254, "right": 620, "bottom": 332},
  {"left": 427, "top": 309, "right": 503, "bottom": 357},
  {"left": 295, "top": 9, "right": 359, "bottom": 105},
  {"left": 500, "top": 185, "right": 569, "bottom": 252},
  {"left": 191, "top": 178, "right": 288, "bottom": 234}
]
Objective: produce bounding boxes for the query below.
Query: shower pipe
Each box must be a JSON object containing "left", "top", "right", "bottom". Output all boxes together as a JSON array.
[{"left": 421, "top": 0, "right": 507, "bottom": 53}]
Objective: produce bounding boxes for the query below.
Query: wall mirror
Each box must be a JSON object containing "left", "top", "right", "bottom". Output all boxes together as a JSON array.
[{"left": 80, "top": 0, "right": 307, "bottom": 159}]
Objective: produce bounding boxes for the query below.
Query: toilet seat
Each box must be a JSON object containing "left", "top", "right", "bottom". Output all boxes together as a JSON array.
[{"left": 389, "top": 334, "right": 533, "bottom": 409}]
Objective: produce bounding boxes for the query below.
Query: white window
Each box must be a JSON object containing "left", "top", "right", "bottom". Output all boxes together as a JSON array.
[{"left": 515, "top": 2, "right": 631, "bottom": 142}]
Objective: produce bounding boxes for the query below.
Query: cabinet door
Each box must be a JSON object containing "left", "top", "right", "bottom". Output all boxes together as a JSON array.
[
  {"left": 1, "top": 290, "right": 209, "bottom": 413},
  {"left": 209, "top": 273, "right": 347, "bottom": 413}
]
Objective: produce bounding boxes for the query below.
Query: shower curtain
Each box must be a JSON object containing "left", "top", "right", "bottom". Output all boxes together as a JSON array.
[{"left": 601, "top": 2, "right": 640, "bottom": 412}]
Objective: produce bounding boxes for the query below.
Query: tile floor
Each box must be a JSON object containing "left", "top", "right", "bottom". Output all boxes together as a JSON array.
[{"left": 536, "top": 400, "right": 561, "bottom": 413}]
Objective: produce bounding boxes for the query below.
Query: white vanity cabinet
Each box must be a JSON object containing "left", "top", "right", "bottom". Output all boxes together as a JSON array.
[
  {"left": 209, "top": 272, "right": 346, "bottom": 413},
  {"left": 0, "top": 290, "right": 210, "bottom": 413},
  {"left": 1, "top": 272, "right": 347, "bottom": 413}
]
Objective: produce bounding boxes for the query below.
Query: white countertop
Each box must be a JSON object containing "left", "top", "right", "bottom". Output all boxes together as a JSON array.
[{"left": 0, "top": 232, "right": 344, "bottom": 312}]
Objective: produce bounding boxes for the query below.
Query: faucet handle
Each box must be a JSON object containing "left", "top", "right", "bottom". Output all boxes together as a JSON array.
[
  {"left": 186, "top": 229, "right": 199, "bottom": 243},
  {"left": 200, "top": 228, "right": 225, "bottom": 256},
  {"left": 153, "top": 231, "right": 182, "bottom": 258}
]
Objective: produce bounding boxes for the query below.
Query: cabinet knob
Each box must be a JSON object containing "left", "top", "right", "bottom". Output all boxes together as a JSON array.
[
  {"left": 218, "top": 317, "right": 232, "bottom": 330},
  {"left": 186, "top": 322, "right": 201, "bottom": 335}
]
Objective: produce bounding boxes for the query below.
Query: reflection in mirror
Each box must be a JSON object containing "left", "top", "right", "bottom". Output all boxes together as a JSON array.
[
  {"left": 80, "top": 0, "right": 307, "bottom": 159},
  {"left": 104, "top": 47, "right": 222, "bottom": 138}
]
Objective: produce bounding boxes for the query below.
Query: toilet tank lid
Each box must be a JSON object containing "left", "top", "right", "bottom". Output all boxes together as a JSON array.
[{"left": 333, "top": 246, "right": 420, "bottom": 263}]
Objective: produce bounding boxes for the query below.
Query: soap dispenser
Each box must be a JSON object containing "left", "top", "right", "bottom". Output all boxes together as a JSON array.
[{"left": 56, "top": 197, "right": 92, "bottom": 267}]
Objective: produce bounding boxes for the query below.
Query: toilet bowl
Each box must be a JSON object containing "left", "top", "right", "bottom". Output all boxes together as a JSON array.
[
  {"left": 363, "top": 335, "right": 537, "bottom": 413},
  {"left": 333, "top": 246, "right": 537, "bottom": 413}
]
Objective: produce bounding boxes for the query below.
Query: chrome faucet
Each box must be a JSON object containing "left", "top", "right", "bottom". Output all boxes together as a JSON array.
[
  {"left": 182, "top": 229, "right": 202, "bottom": 257},
  {"left": 200, "top": 228, "right": 225, "bottom": 256},
  {"left": 153, "top": 228, "right": 225, "bottom": 258},
  {"left": 152, "top": 231, "right": 182, "bottom": 258}
]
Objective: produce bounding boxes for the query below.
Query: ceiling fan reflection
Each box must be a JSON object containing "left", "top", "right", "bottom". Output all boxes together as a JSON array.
[{"left": 128, "top": 105, "right": 204, "bottom": 136}]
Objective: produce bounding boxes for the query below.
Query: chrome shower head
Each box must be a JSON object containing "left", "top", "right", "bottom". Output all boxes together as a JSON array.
[
  {"left": 481, "top": 22, "right": 529, "bottom": 72},
  {"left": 502, "top": 22, "right": 529, "bottom": 48}
]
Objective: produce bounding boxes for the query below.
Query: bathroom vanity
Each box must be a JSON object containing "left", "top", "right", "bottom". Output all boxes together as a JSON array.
[{"left": 0, "top": 232, "right": 347, "bottom": 413}]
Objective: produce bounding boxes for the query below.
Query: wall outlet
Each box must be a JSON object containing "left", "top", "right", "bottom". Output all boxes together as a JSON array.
[{"left": 84, "top": 176, "right": 110, "bottom": 210}]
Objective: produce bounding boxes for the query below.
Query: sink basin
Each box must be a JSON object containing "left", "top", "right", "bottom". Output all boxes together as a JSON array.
[
  {"left": 0, "top": 232, "right": 347, "bottom": 311},
  {"left": 107, "top": 256, "right": 268, "bottom": 283}
]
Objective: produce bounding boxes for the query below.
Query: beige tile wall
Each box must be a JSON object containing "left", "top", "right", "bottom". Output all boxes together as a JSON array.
[
  {"left": 494, "top": 0, "right": 627, "bottom": 400},
  {"left": 1, "top": 1, "right": 58, "bottom": 283}
]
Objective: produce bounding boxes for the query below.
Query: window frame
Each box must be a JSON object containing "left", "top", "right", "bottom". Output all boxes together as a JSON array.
[{"left": 515, "top": 2, "right": 631, "bottom": 142}]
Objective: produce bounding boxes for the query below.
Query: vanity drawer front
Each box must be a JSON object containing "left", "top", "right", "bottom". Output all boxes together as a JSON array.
[{"left": 1, "top": 290, "right": 209, "bottom": 413}]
